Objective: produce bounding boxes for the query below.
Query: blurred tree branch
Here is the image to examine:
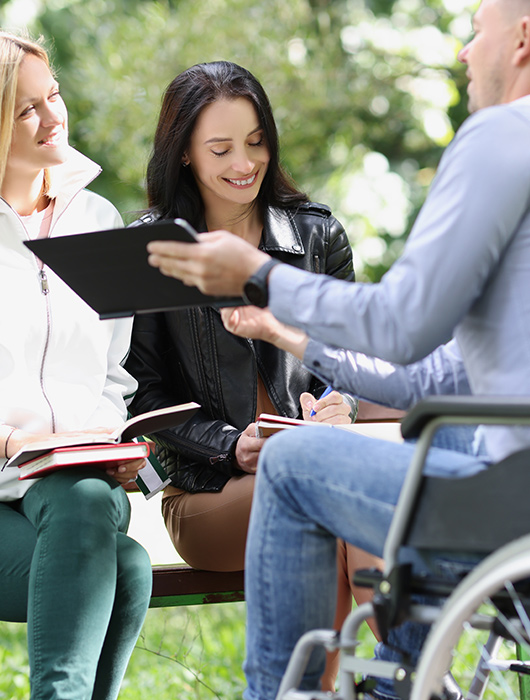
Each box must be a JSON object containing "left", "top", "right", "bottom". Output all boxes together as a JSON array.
[{"left": 2, "top": 0, "right": 475, "bottom": 280}]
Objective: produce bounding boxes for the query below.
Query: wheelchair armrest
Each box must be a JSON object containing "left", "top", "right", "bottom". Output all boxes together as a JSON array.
[{"left": 401, "top": 395, "right": 530, "bottom": 440}]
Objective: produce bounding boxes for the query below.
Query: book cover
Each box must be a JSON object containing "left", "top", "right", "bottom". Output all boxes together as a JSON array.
[
  {"left": 17, "top": 442, "right": 150, "bottom": 480},
  {"left": 24, "top": 219, "right": 244, "bottom": 319},
  {"left": 134, "top": 451, "right": 172, "bottom": 500},
  {"left": 4, "top": 401, "right": 200, "bottom": 468},
  {"left": 255, "top": 413, "right": 329, "bottom": 438}
]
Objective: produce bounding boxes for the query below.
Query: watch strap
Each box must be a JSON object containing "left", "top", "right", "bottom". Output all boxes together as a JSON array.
[{"left": 243, "top": 258, "right": 281, "bottom": 307}]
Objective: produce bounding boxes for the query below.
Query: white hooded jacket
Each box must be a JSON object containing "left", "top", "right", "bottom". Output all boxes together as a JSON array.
[{"left": 0, "top": 147, "right": 137, "bottom": 501}]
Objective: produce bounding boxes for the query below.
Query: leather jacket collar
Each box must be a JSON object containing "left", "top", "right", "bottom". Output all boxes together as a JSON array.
[{"left": 261, "top": 207, "right": 305, "bottom": 255}]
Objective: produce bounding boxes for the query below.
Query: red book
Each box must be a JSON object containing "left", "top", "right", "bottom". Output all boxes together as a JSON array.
[{"left": 17, "top": 442, "right": 150, "bottom": 480}]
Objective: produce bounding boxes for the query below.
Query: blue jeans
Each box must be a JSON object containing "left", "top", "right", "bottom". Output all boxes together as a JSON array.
[
  {"left": 0, "top": 469, "right": 152, "bottom": 700},
  {"left": 243, "top": 426, "right": 488, "bottom": 700}
]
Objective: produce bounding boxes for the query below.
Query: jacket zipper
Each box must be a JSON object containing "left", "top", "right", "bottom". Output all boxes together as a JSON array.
[
  {"left": 39, "top": 269, "right": 49, "bottom": 294},
  {"left": 39, "top": 176, "right": 101, "bottom": 432},
  {"left": 37, "top": 267, "right": 56, "bottom": 432},
  {"left": 2, "top": 166, "right": 101, "bottom": 436},
  {"left": 209, "top": 453, "right": 231, "bottom": 465}
]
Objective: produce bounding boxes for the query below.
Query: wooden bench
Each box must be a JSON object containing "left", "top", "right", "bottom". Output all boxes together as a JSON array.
[{"left": 130, "top": 410, "right": 403, "bottom": 610}]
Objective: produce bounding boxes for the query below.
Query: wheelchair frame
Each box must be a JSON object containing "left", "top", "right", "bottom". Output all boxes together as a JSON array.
[{"left": 276, "top": 396, "right": 530, "bottom": 700}]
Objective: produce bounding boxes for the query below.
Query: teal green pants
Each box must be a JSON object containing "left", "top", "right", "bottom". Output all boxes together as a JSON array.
[{"left": 0, "top": 469, "right": 152, "bottom": 700}]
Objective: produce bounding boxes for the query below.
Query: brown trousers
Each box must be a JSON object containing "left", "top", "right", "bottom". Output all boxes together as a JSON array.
[{"left": 162, "top": 474, "right": 254, "bottom": 572}]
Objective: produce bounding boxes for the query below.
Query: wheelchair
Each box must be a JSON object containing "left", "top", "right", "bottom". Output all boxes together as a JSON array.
[{"left": 276, "top": 396, "right": 530, "bottom": 700}]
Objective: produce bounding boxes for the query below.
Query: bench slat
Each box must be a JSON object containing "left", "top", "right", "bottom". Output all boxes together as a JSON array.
[{"left": 150, "top": 565, "right": 245, "bottom": 608}]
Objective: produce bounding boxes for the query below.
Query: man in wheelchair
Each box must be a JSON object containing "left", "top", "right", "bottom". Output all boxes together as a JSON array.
[{"left": 143, "top": 0, "right": 530, "bottom": 698}]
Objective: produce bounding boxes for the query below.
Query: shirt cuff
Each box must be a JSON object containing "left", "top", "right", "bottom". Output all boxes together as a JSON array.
[
  {"left": 268, "top": 264, "right": 310, "bottom": 325},
  {"left": 302, "top": 338, "right": 338, "bottom": 383}
]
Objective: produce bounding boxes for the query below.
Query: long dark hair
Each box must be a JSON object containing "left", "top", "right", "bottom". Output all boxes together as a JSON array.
[{"left": 146, "top": 61, "right": 307, "bottom": 227}]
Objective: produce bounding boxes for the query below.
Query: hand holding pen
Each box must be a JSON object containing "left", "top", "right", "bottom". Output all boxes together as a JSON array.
[
  {"left": 310, "top": 385, "right": 333, "bottom": 417},
  {"left": 301, "top": 385, "right": 351, "bottom": 424}
]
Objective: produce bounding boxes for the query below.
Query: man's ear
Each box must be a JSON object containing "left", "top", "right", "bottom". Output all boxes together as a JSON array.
[{"left": 514, "top": 16, "right": 530, "bottom": 66}]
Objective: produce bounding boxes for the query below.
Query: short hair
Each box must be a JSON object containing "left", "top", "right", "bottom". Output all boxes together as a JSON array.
[
  {"left": 502, "top": 0, "right": 530, "bottom": 20},
  {"left": 0, "top": 32, "right": 50, "bottom": 188},
  {"left": 146, "top": 60, "right": 307, "bottom": 226}
]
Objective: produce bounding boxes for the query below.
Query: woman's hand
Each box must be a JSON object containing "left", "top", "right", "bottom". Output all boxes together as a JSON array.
[
  {"left": 234, "top": 423, "right": 266, "bottom": 474},
  {"left": 4, "top": 426, "right": 115, "bottom": 460},
  {"left": 221, "top": 306, "right": 308, "bottom": 360},
  {"left": 221, "top": 305, "right": 281, "bottom": 343},
  {"left": 300, "top": 391, "right": 351, "bottom": 425},
  {"left": 105, "top": 457, "right": 146, "bottom": 484}
]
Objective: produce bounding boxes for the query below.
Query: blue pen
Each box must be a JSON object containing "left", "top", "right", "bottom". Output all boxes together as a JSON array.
[{"left": 310, "top": 385, "right": 333, "bottom": 417}]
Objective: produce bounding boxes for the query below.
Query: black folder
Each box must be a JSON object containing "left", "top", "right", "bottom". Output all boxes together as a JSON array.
[{"left": 24, "top": 219, "right": 243, "bottom": 319}]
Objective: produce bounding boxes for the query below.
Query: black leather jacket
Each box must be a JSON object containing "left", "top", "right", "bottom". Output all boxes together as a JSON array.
[{"left": 125, "top": 202, "right": 355, "bottom": 493}]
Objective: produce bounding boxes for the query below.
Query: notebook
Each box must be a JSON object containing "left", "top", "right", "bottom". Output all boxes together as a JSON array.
[{"left": 25, "top": 218, "right": 243, "bottom": 319}]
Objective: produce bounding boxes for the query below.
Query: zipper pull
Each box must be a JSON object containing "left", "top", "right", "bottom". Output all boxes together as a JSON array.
[
  {"left": 39, "top": 269, "right": 49, "bottom": 295},
  {"left": 209, "top": 453, "right": 231, "bottom": 465}
]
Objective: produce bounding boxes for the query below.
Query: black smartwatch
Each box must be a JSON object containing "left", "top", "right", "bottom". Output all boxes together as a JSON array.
[{"left": 242, "top": 259, "right": 281, "bottom": 308}]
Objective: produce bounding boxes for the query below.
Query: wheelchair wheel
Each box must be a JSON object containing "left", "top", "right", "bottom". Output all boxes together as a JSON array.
[{"left": 411, "top": 534, "right": 530, "bottom": 700}]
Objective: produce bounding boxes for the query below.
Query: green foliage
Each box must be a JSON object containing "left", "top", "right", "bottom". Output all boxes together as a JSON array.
[
  {"left": 0, "top": 622, "right": 30, "bottom": 699},
  {"left": 1, "top": 0, "right": 477, "bottom": 279},
  {"left": 121, "top": 604, "right": 247, "bottom": 699}
]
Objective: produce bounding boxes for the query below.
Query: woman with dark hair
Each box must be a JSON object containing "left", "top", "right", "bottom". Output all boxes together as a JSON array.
[
  {"left": 145, "top": 60, "right": 305, "bottom": 225},
  {"left": 126, "top": 60, "right": 379, "bottom": 689}
]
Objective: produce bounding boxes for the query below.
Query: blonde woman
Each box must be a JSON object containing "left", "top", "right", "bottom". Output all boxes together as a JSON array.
[{"left": 0, "top": 32, "right": 151, "bottom": 699}]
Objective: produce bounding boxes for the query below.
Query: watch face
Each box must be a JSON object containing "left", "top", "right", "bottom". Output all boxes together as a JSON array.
[{"left": 243, "top": 279, "right": 267, "bottom": 308}]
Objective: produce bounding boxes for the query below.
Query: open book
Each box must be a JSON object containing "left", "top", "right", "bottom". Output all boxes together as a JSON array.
[
  {"left": 255, "top": 413, "right": 334, "bottom": 438},
  {"left": 3, "top": 402, "right": 200, "bottom": 498},
  {"left": 255, "top": 413, "right": 403, "bottom": 442}
]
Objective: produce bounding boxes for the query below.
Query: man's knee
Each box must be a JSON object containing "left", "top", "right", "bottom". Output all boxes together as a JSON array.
[
  {"left": 259, "top": 429, "right": 321, "bottom": 484},
  {"left": 258, "top": 426, "right": 340, "bottom": 483}
]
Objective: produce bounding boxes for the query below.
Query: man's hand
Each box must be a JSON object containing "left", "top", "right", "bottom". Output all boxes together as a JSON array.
[
  {"left": 235, "top": 423, "right": 266, "bottom": 474},
  {"left": 221, "top": 306, "right": 309, "bottom": 359},
  {"left": 300, "top": 391, "right": 351, "bottom": 424},
  {"left": 147, "top": 231, "right": 269, "bottom": 296}
]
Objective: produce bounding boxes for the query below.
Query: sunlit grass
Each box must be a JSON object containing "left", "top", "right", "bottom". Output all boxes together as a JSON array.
[
  {"left": 0, "top": 603, "right": 376, "bottom": 700},
  {"left": 1, "top": 605, "right": 248, "bottom": 700},
  {"left": 8, "top": 601, "right": 525, "bottom": 700}
]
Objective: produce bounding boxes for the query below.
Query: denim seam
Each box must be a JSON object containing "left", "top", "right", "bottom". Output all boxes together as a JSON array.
[{"left": 30, "top": 493, "right": 49, "bottom": 696}]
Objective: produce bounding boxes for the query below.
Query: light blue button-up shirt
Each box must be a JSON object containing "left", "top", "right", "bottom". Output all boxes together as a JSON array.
[{"left": 269, "top": 96, "right": 530, "bottom": 464}]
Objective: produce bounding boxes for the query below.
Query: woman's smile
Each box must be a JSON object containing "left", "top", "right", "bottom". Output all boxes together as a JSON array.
[{"left": 223, "top": 171, "right": 259, "bottom": 188}]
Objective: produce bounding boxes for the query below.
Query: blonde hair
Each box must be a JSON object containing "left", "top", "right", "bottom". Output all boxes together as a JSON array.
[{"left": 0, "top": 32, "right": 50, "bottom": 189}]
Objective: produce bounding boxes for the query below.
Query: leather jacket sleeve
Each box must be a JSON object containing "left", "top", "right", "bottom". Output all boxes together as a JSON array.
[
  {"left": 125, "top": 312, "right": 245, "bottom": 488},
  {"left": 323, "top": 214, "right": 355, "bottom": 283}
]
